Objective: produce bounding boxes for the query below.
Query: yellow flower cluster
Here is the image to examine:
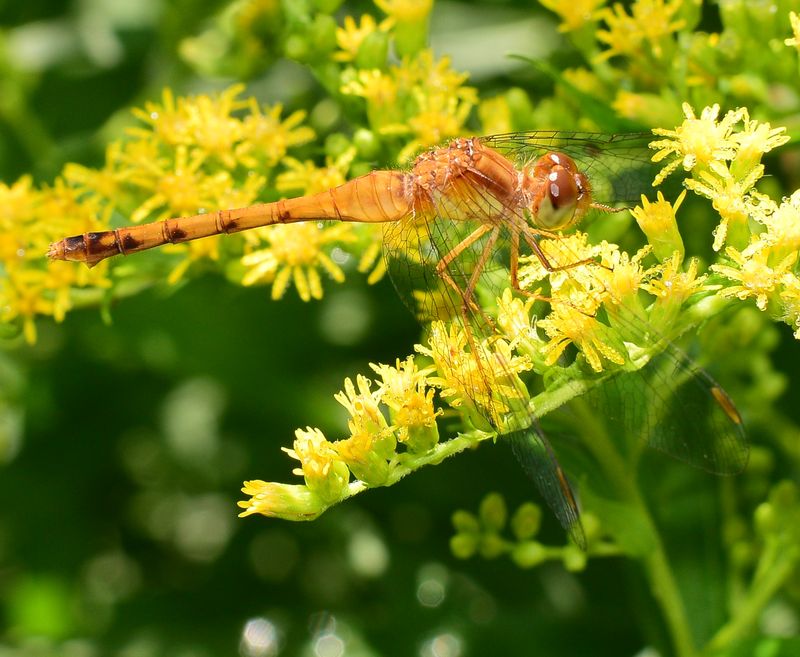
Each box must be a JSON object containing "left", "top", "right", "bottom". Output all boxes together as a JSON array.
[
  {"left": 115, "top": 85, "right": 344, "bottom": 290},
  {"left": 488, "top": 104, "right": 799, "bottom": 374},
  {"left": 651, "top": 103, "right": 800, "bottom": 338},
  {"left": 334, "top": 14, "right": 394, "bottom": 62},
  {"left": 538, "top": 0, "right": 606, "bottom": 33},
  {"left": 596, "top": 0, "right": 685, "bottom": 61},
  {"left": 512, "top": 231, "right": 708, "bottom": 373},
  {"left": 238, "top": 357, "right": 440, "bottom": 519},
  {"left": 341, "top": 49, "right": 477, "bottom": 161},
  {"left": 1, "top": 84, "right": 389, "bottom": 340},
  {"left": 416, "top": 322, "right": 533, "bottom": 431},
  {"left": 0, "top": 176, "right": 111, "bottom": 344},
  {"left": 3, "top": 5, "right": 482, "bottom": 342}
]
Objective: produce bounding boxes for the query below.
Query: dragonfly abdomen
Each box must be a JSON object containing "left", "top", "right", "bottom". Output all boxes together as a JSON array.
[{"left": 48, "top": 170, "right": 414, "bottom": 267}]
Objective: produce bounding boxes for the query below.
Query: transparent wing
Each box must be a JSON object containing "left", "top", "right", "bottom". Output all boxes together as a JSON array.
[
  {"left": 483, "top": 131, "right": 659, "bottom": 205},
  {"left": 509, "top": 424, "right": 586, "bottom": 549},
  {"left": 587, "top": 340, "right": 748, "bottom": 475}
]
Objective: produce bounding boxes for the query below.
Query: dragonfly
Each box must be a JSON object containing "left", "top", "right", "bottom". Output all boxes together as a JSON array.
[{"left": 48, "top": 132, "right": 749, "bottom": 547}]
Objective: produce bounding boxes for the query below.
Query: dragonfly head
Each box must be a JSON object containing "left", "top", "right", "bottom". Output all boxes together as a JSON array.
[{"left": 524, "top": 152, "right": 591, "bottom": 230}]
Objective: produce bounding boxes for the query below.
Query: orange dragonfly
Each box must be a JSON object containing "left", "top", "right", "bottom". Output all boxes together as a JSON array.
[{"left": 49, "top": 132, "right": 749, "bottom": 547}]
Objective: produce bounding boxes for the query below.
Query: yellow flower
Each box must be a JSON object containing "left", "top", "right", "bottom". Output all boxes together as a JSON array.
[
  {"left": 537, "top": 302, "right": 627, "bottom": 373},
  {"left": 62, "top": 143, "right": 123, "bottom": 205},
  {"left": 398, "top": 87, "right": 476, "bottom": 161},
  {"left": 597, "top": 0, "right": 685, "bottom": 61},
  {"left": 282, "top": 427, "right": 350, "bottom": 503},
  {"left": 122, "top": 143, "right": 233, "bottom": 223},
  {"left": 650, "top": 103, "right": 745, "bottom": 184},
  {"left": 0, "top": 176, "right": 40, "bottom": 269},
  {"left": 333, "top": 375, "right": 396, "bottom": 484},
  {"left": 333, "top": 431, "right": 392, "bottom": 485},
  {"left": 651, "top": 105, "right": 789, "bottom": 252},
  {"left": 415, "top": 321, "right": 532, "bottom": 431},
  {"left": 334, "top": 14, "right": 394, "bottom": 62},
  {"left": 597, "top": 246, "right": 654, "bottom": 309},
  {"left": 237, "top": 144, "right": 359, "bottom": 296},
  {"left": 175, "top": 87, "right": 245, "bottom": 168},
  {"left": 785, "top": 11, "right": 800, "bottom": 49},
  {"left": 495, "top": 288, "right": 538, "bottom": 345},
  {"left": 240, "top": 223, "right": 356, "bottom": 301},
  {"left": 779, "top": 274, "right": 800, "bottom": 339},
  {"left": 630, "top": 190, "right": 686, "bottom": 262},
  {"left": 644, "top": 253, "right": 709, "bottom": 303},
  {"left": 342, "top": 51, "right": 475, "bottom": 153},
  {"left": 356, "top": 228, "right": 387, "bottom": 284},
  {"left": 711, "top": 242, "right": 798, "bottom": 311},
  {"left": 276, "top": 147, "right": 356, "bottom": 195},
  {"left": 127, "top": 85, "right": 315, "bottom": 175},
  {"left": 131, "top": 85, "right": 247, "bottom": 168},
  {"left": 517, "top": 236, "right": 655, "bottom": 370},
  {"left": 129, "top": 87, "right": 187, "bottom": 146},
  {"left": 235, "top": 99, "right": 315, "bottom": 169},
  {"left": 370, "top": 357, "right": 440, "bottom": 451},
  {"left": 644, "top": 254, "right": 711, "bottom": 327},
  {"left": 374, "top": 0, "right": 432, "bottom": 23},
  {"left": 730, "top": 113, "right": 790, "bottom": 178},
  {"left": 341, "top": 68, "right": 399, "bottom": 107},
  {"left": 753, "top": 190, "right": 800, "bottom": 262},
  {"left": 396, "top": 50, "right": 471, "bottom": 98},
  {"left": 237, "top": 481, "right": 325, "bottom": 520},
  {"left": 335, "top": 375, "right": 393, "bottom": 443},
  {"left": 539, "top": 0, "right": 605, "bottom": 33},
  {"left": 0, "top": 175, "right": 114, "bottom": 342},
  {"left": 0, "top": 270, "right": 55, "bottom": 344},
  {"left": 685, "top": 165, "right": 762, "bottom": 251},
  {"left": 517, "top": 232, "right": 611, "bottom": 298}
]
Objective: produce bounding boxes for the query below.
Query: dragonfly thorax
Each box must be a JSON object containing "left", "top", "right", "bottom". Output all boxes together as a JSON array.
[{"left": 522, "top": 152, "right": 591, "bottom": 231}]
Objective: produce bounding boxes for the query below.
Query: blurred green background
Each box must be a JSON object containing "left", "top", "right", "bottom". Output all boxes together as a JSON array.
[{"left": 1, "top": 1, "right": 799, "bottom": 656}]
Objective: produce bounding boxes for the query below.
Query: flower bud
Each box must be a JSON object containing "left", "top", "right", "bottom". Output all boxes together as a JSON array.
[
  {"left": 238, "top": 481, "right": 326, "bottom": 520},
  {"left": 479, "top": 493, "right": 508, "bottom": 532}
]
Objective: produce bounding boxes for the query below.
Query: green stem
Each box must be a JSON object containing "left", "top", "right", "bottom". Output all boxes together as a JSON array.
[
  {"left": 644, "top": 547, "right": 697, "bottom": 657},
  {"left": 573, "top": 399, "right": 697, "bottom": 657},
  {"left": 706, "top": 542, "right": 800, "bottom": 653}
]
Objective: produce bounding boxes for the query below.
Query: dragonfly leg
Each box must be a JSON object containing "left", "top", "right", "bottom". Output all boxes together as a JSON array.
[
  {"left": 509, "top": 228, "right": 520, "bottom": 290},
  {"left": 506, "top": 226, "right": 554, "bottom": 303},
  {"left": 463, "top": 227, "right": 500, "bottom": 302},
  {"left": 435, "top": 223, "right": 493, "bottom": 316},
  {"left": 520, "top": 226, "right": 597, "bottom": 273}
]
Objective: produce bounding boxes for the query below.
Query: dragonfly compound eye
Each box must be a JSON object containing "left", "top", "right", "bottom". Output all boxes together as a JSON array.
[
  {"left": 534, "top": 167, "right": 582, "bottom": 230},
  {"left": 524, "top": 152, "right": 591, "bottom": 231}
]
